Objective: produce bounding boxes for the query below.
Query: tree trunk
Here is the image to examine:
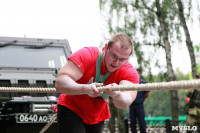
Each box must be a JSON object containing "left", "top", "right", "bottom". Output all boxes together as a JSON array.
[
  {"left": 156, "top": 0, "right": 179, "bottom": 128},
  {"left": 176, "top": 0, "right": 197, "bottom": 78}
]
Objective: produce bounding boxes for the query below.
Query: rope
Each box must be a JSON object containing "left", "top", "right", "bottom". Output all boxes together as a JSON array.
[
  {"left": 0, "top": 79, "right": 200, "bottom": 93},
  {"left": 98, "top": 79, "right": 200, "bottom": 91},
  {"left": 39, "top": 113, "right": 57, "bottom": 133},
  {"left": 0, "top": 87, "right": 56, "bottom": 93}
]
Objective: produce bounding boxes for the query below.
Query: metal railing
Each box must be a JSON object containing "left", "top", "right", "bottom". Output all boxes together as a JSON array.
[{"left": 102, "top": 119, "right": 187, "bottom": 133}]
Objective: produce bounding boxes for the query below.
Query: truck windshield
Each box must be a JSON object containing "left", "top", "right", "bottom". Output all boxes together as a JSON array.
[{"left": 0, "top": 45, "right": 67, "bottom": 68}]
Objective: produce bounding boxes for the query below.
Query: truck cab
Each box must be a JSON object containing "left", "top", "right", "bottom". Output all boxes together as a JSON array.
[{"left": 0, "top": 36, "right": 72, "bottom": 133}]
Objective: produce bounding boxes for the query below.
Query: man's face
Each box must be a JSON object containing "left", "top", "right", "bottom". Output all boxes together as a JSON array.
[{"left": 103, "top": 42, "right": 131, "bottom": 72}]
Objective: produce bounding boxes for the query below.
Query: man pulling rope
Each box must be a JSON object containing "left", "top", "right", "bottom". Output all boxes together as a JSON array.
[{"left": 55, "top": 33, "right": 138, "bottom": 133}]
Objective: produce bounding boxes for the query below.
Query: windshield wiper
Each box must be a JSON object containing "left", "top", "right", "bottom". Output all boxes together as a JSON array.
[
  {"left": 25, "top": 42, "right": 54, "bottom": 49},
  {"left": 0, "top": 40, "right": 18, "bottom": 48}
]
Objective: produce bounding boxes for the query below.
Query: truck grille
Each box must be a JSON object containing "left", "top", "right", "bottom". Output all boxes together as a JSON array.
[
  {"left": 18, "top": 80, "right": 29, "bottom": 87},
  {"left": 36, "top": 80, "right": 47, "bottom": 87},
  {"left": 0, "top": 80, "right": 11, "bottom": 87}
]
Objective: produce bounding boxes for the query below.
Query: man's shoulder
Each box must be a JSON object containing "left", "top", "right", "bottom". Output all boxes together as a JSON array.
[
  {"left": 68, "top": 46, "right": 99, "bottom": 71},
  {"left": 113, "top": 62, "right": 139, "bottom": 84},
  {"left": 117, "top": 62, "right": 138, "bottom": 76},
  {"left": 119, "top": 62, "right": 136, "bottom": 71},
  {"left": 70, "top": 46, "right": 99, "bottom": 58},
  {"left": 82, "top": 46, "right": 99, "bottom": 53}
]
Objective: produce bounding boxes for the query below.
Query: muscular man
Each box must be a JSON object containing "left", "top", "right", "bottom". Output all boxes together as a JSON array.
[{"left": 56, "top": 33, "right": 139, "bottom": 133}]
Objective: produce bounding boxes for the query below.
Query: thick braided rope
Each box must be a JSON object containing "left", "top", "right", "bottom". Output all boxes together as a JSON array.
[
  {"left": 0, "top": 79, "right": 200, "bottom": 93},
  {"left": 98, "top": 79, "right": 200, "bottom": 91},
  {"left": 0, "top": 87, "right": 56, "bottom": 93}
]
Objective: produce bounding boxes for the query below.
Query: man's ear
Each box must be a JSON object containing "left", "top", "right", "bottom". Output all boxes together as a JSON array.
[{"left": 105, "top": 43, "right": 108, "bottom": 51}]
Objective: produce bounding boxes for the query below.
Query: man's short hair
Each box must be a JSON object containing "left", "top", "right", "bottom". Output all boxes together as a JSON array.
[{"left": 108, "top": 33, "right": 134, "bottom": 55}]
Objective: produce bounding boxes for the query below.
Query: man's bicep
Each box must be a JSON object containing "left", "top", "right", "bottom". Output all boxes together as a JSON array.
[{"left": 58, "top": 60, "right": 83, "bottom": 81}]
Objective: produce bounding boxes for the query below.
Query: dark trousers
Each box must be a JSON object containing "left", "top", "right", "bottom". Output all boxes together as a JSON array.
[
  {"left": 57, "top": 104, "right": 104, "bottom": 133},
  {"left": 124, "top": 119, "right": 129, "bottom": 133},
  {"left": 130, "top": 104, "right": 146, "bottom": 133}
]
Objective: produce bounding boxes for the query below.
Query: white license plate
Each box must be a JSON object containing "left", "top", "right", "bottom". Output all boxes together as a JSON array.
[{"left": 15, "top": 113, "right": 55, "bottom": 123}]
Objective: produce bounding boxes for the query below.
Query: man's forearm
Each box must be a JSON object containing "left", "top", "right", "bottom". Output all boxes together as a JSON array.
[
  {"left": 55, "top": 75, "right": 86, "bottom": 95},
  {"left": 112, "top": 91, "right": 136, "bottom": 109}
]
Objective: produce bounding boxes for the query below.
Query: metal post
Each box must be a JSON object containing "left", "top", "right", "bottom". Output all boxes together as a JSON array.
[{"left": 165, "top": 119, "right": 172, "bottom": 133}]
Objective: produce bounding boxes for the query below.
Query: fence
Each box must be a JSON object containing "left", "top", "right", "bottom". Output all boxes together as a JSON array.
[{"left": 102, "top": 116, "right": 188, "bottom": 133}]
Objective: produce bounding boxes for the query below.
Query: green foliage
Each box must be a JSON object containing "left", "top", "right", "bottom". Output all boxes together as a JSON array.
[
  {"left": 144, "top": 89, "right": 187, "bottom": 117},
  {"left": 144, "top": 69, "right": 190, "bottom": 117},
  {"left": 145, "top": 72, "right": 168, "bottom": 82},
  {"left": 178, "top": 90, "right": 187, "bottom": 115},
  {"left": 144, "top": 90, "right": 172, "bottom": 116},
  {"left": 194, "top": 44, "right": 200, "bottom": 52}
]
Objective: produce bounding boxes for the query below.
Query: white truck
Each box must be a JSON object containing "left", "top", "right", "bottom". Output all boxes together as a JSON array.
[{"left": 0, "top": 36, "right": 72, "bottom": 133}]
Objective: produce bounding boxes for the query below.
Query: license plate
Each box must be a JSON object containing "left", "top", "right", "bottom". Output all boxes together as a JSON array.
[{"left": 15, "top": 113, "right": 55, "bottom": 123}]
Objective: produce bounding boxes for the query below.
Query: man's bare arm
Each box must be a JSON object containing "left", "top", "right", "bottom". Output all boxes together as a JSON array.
[
  {"left": 105, "top": 80, "right": 137, "bottom": 109},
  {"left": 55, "top": 60, "right": 102, "bottom": 97}
]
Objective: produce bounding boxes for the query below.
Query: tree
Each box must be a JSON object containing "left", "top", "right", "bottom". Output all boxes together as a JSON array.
[
  {"left": 155, "top": 0, "right": 178, "bottom": 126},
  {"left": 176, "top": 0, "right": 197, "bottom": 78}
]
